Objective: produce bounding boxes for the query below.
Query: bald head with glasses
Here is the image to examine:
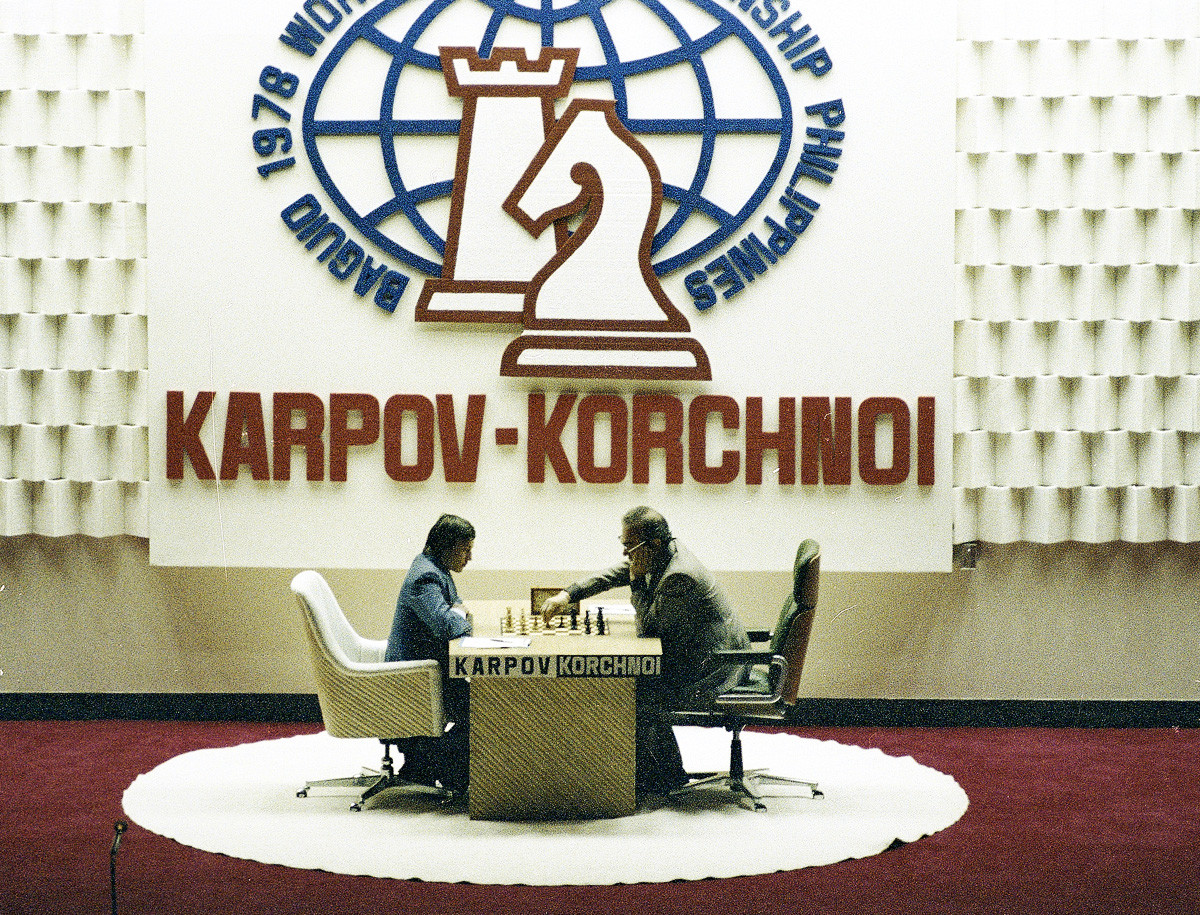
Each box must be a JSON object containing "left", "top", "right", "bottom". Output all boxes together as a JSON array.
[{"left": 541, "top": 506, "right": 673, "bottom": 623}]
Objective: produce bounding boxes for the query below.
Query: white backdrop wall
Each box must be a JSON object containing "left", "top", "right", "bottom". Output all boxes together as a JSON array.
[{"left": 1, "top": 0, "right": 1199, "bottom": 700}]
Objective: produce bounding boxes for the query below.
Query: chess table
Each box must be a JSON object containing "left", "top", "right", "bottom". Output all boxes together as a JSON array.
[{"left": 450, "top": 599, "right": 661, "bottom": 821}]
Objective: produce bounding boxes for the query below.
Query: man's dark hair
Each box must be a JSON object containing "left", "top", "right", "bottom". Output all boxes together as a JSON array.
[
  {"left": 622, "top": 506, "right": 671, "bottom": 545},
  {"left": 423, "top": 513, "right": 475, "bottom": 565}
]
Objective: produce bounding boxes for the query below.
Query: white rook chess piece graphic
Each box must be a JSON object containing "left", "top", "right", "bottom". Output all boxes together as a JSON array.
[
  {"left": 502, "top": 98, "right": 710, "bottom": 380},
  {"left": 415, "top": 47, "right": 577, "bottom": 324}
]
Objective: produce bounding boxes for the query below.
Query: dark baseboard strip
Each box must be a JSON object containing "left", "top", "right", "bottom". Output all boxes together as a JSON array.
[
  {"left": 0, "top": 693, "right": 323, "bottom": 723},
  {"left": 785, "top": 698, "right": 1200, "bottom": 728},
  {"left": 0, "top": 694, "right": 1197, "bottom": 727}
]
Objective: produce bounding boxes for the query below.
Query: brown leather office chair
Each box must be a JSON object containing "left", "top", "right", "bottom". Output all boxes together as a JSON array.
[
  {"left": 291, "top": 570, "right": 458, "bottom": 810},
  {"left": 672, "top": 539, "right": 823, "bottom": 810}
]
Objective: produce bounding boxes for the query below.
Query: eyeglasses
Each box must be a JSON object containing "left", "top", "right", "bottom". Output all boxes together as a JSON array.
[{"left": 620, "top": 539, "right": 648, "bottom": 556}]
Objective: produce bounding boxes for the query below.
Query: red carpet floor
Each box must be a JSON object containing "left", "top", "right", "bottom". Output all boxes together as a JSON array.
[{"left": 1, "top": 720, "right": 1197, "bottom": 915}]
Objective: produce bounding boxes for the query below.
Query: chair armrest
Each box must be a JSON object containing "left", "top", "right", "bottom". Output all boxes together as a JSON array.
[
  {"left": 712, "top": 652, "right": 789, "bottom": 706},
  {"left": 338, "top": 658, "right": 441, "bottom": 676},
  {"left": 355, "top": 638, "right": 389, "bottom": 664},
  {"left": 713, "top": 648, "right": 777, "bottom": 665}
]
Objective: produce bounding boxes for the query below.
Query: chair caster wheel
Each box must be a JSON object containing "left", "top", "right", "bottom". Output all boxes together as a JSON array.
[
  {"left": 350, "top": 802, "right": 362, "bottom": 812},
  {"left": 296, "top": 789, "right": 308, "bottom": 798}
]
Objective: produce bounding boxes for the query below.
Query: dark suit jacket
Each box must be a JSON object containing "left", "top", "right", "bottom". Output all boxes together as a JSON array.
[{"left": 567, "top": 539, "right": 749, "bottom": 708}]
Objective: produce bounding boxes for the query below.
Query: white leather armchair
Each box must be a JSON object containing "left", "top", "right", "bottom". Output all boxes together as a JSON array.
[{"left": 291, "top": 570, "right": 456, "bottom": 809}]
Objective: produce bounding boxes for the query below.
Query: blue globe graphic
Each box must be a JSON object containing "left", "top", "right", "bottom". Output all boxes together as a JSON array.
[{"left": 302, "top": 0, "right": 794, "bottom": 279}]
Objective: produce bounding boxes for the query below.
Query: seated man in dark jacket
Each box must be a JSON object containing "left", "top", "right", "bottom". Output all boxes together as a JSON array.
[
  {"left": 541, "top": 506, "right": 749, "bottom": 794},
  {"left": 385, "top": 513, "right": 474, "bottom": 790}
]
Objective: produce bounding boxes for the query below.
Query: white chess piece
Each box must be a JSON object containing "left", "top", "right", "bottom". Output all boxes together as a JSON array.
[
  {"left": 502, "top": 98, "right": 710, "bottom": 380},
  {"left": 415, "top": 47, "right": 578, "bottom": 324}
]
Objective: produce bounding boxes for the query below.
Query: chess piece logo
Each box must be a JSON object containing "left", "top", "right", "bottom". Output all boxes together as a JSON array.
[{"left": 417, "top": 47, "right": 710, "bottom": 381}]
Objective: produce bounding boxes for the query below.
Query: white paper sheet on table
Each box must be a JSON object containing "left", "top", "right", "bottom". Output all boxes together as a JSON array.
[{"left": 459, "top": 637, "right": 532, "bottom": 648}]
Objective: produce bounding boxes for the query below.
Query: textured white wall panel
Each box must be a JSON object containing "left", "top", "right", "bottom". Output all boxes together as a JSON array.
[
  {"left": 1072, "top": 485, "right": 1121, "bottom": 542},
  {"left": 7, "top": 201, "right": 49, "bottom": 257},
  {"left": 0, "top": 368, "right": 29, "bottom": 424},
  {"left": 30, "top": 145, "right": 72, "bottom": 202},
  {"left": 1024, "top": 486, "right": 1072, "bottom": 543},
  {"left": 77, "top": 367, "right": 123, "bottom": 425},
  {"left": 1137, "top": 430, "right": 1183, "bottom": 488},
  {"left": 997, "top": 208, "right": 1043, "bottom": 266},
  {"left": 102, "top": 200, "right": 144, "bottom": 258},
  {"left": 0, "top": 88, "right": 43, "bottom": 146},
  {"left": 107, "top": 312, "right": 144, "bottom": 371},
  {"left": 1141, "top": 319, "right": 1189, "bottom": 375},
  {"left": 10, "top": 312, "right": 55, "bottom": 369},
  {"left": 1167, "top": 483, "right": 1200, "bottom": 540},
  {"left": 1045, "top": 320, "right": 1094, "bottom": 376},
  {"left": 62, "top": 422, "right": 107, "bottom": 481},
  {"left": 1117, "top": 374, "right": 1164, "bottom": 433},
  {"left": 31, "top": 367, "right": 79, "bottom": 425},
  {"left": 1053, "top": 96, "right": 1102, "bottom": 153},
  {"left": 1148, "top": 95, "right": 1197, "bottom": 153},
  {"left": 77, "top": 477, "right": 121, "bottom": 536},
  {"left": 0, "top": 33, "right": 21, "bottom": 90},
  {"left": 1002, "top": 96, "right": 1047, "bottom": 153},
  {"left": 95, "top": 90, "right": 143, "bottom": 147},
  {"left": 953, "top": 375, "right": 979, "bottom": 430},
  {"left": 77, "top": 257, "right": 123, "bottom": 314},
  {"left": 32, "top": 477, "right": 76, "bottom": 535},
  {"left": 1164, "top": 375, "right": 1200, "bottom": 432},
  {"left": 0, "top": 477, "right": 30, "bottom": 534},
  {"left": 14, "top": 422, "right": 61, "bottom": 481},
  {"left": 999, "top": 320, "right": 1045, "bottom": 376},
  {"left": 953, "top": 430, "right": 991, "bottom": 487},
  {"left": 1091, "top": 431, "right": 1138, "bottom": 486},
  {"left": 29, "top": 257, "right": 74, "bottom": 314},
  {"left": 111, "top": 422, "right": 144, "bottom": 482},
  {"left": 126, "top": 368, "right": 145, "bottom": 426},
  {"left": 981, "top": 375, "right": 1023, "bottom": 432},
  {"left": 1182, "top": 435, "right": 1200, "bottom": 484},
  {"left": 1095, "top": 320, "right": 1139, "bottom": 375},
  {"left": 57, "top": 312, "right": 101, "bottom": 369},
  {"left": 977, "top": 486, "right": 1024, "bottom": 542},
  {"left": 952, "top": 487, "right": 978, "bottom": 540},
  {"left": 1043, "top": 431, "right": 1090, "bottom": 487},
  {"left": 994, "top": 429, "right": 1041, "bottom": 487},
  {"left": 122, "top": 479, "right": 146, "bottom": 536},
  {"left": 1027, "top": 374, "right": 1069, "bottom": 431},
  {"left": 1071, "top": 375, "right": 1120, "bottom": 432},
  {"left": 0, "top": 145, "right": 29, "bottom": 201},
  {"left": 1120, "top": 485, "right": 1168, "bottom": 542}
]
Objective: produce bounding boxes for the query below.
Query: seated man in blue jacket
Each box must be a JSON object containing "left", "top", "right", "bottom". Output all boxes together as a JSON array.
[
  {"left": 385, "top": 513, "right": 475, "bottom": 790},
  {"left": 541, "top": 506, "right": 750, "bottom": 795}
]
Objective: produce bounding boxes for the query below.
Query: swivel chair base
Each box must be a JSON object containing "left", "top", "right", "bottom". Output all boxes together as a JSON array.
[
  {"left": 296, "top": 741, "right": 458, "bottom": 811},
  {"left": 671, "top": 722, "right": 822, "bottom": 811},
  {"left": 672, "top": 768, "right": 822, "bottom": 811}
]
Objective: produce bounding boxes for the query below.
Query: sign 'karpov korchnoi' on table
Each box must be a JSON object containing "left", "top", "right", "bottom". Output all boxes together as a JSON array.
[
  {"left": 452, "top": 652, "right": 661, "bottom": 678},
  {"left": 145, "top": 0, "right": 955, "bottom": 573}
]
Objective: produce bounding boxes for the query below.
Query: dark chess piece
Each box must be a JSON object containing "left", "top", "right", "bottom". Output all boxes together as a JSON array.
[
  {"left": 596, "top": 608, "right": 606, "bottom": 635},
  {"left": 584, "top": 609, "right": 592, "bottom": 634}
]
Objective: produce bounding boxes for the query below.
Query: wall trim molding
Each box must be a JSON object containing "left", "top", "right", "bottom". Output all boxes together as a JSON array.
[{"left": 1, "top": 694, "right": 1197, "bottom": 727}]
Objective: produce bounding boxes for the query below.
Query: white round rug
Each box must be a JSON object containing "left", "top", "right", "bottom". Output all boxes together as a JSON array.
[{"left": 123, "top": 727, "right": 968, "bottom": 884}]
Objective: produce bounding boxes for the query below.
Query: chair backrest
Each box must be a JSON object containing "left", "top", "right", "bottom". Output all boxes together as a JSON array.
[
  {"left": 291, "top": 570, "right": 445, "bottom": 739},
  {"left": 769, "top": 539, "right": 819, "bottom": 705},
  {"left": 291, "top": 569, "right": 361, "bottom": 665}
]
